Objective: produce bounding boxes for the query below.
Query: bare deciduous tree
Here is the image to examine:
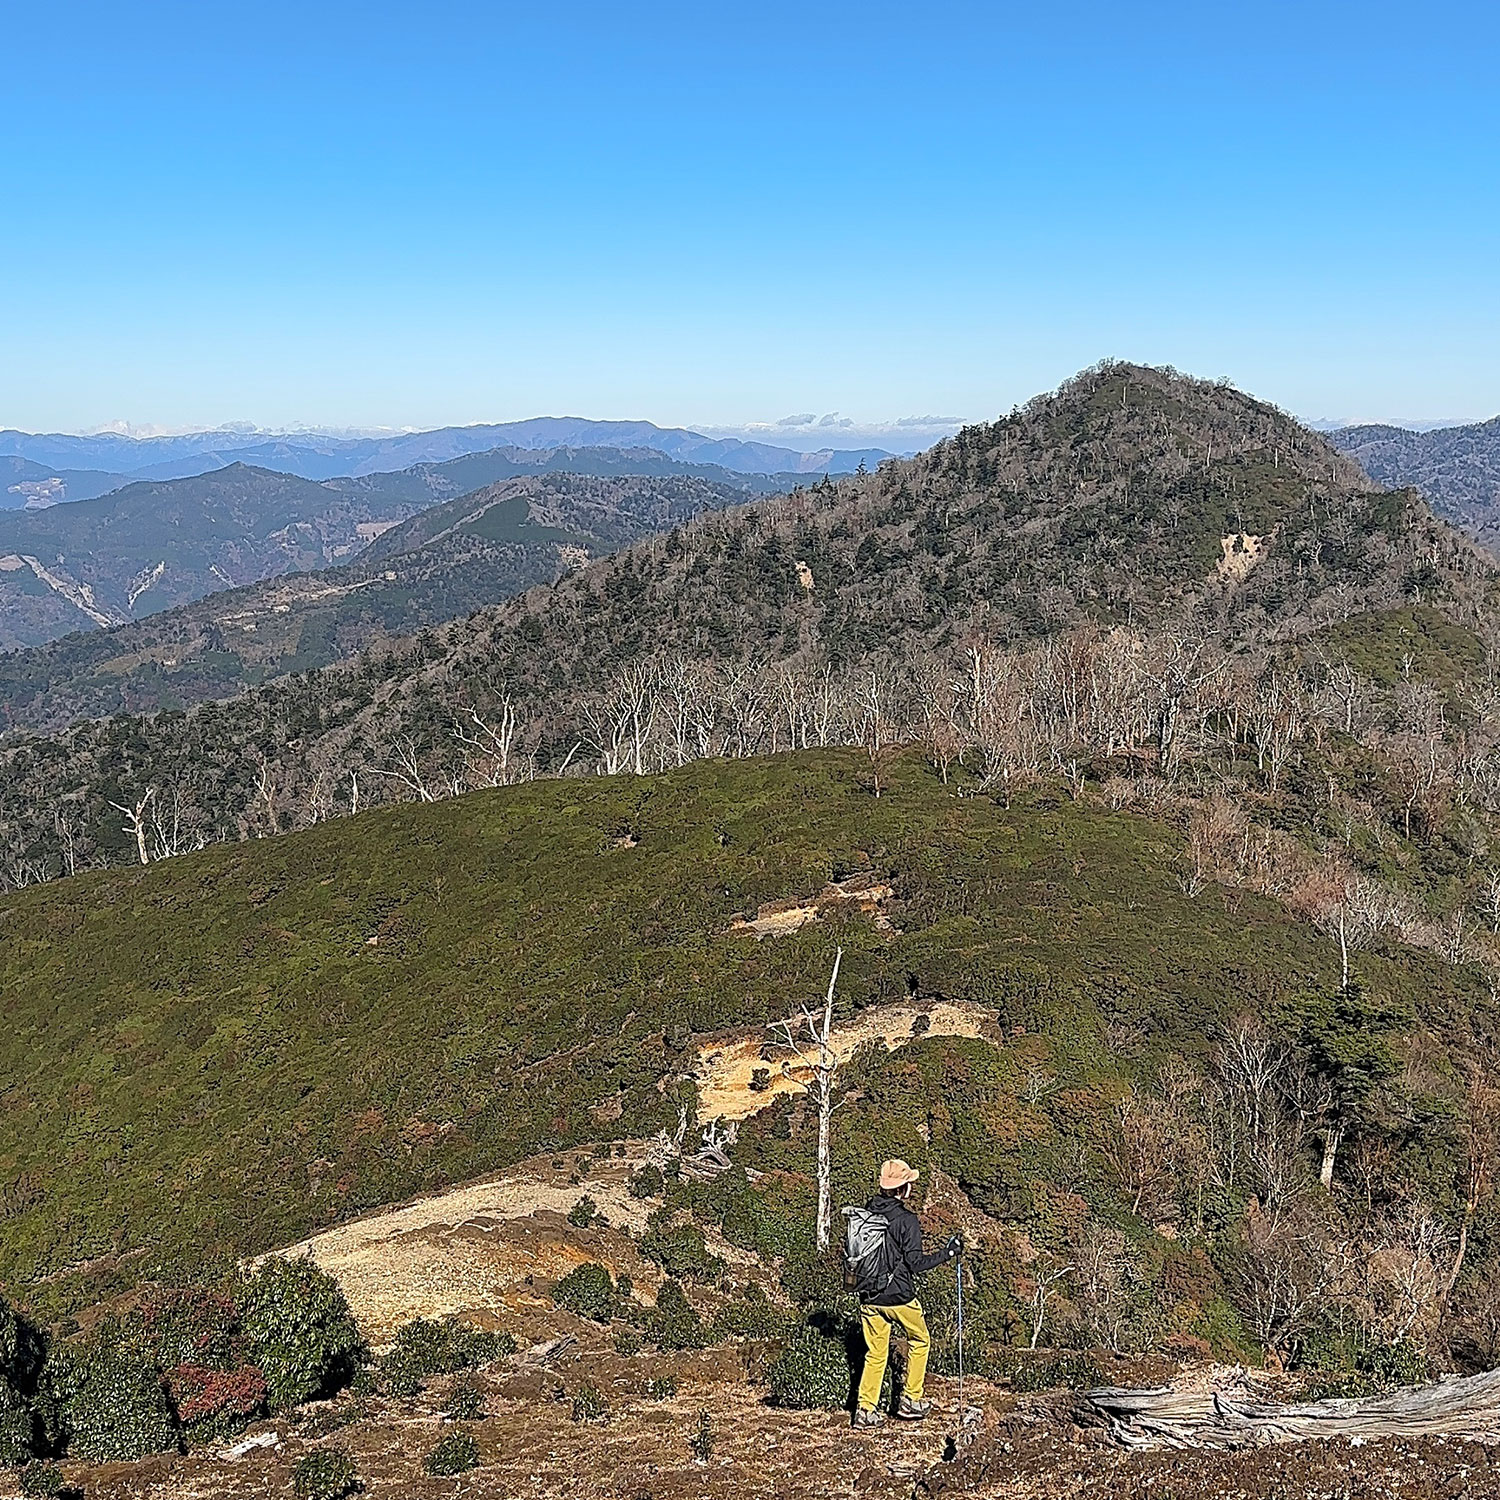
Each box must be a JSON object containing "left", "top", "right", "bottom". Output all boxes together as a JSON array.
[{"left": 767, "top": 947, "right": 845, "bottom": 1251}]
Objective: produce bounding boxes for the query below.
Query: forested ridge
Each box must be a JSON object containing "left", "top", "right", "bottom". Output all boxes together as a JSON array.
[
  {"left": 0, "top": 361, "right": 1490, "bottom": 882},
  {"left": 0, "top": 470, "right": 748, "bottom": 734}
]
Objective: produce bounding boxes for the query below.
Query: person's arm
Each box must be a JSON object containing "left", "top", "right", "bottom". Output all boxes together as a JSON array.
[{"left": 899, "top": 1211, "right": 956, "bottom": 1276}]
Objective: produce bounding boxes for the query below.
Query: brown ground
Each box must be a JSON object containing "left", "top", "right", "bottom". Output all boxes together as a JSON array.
[
  {"left": 694, "top": 1003, "right": 997, "bottom": 1123},
  {"left": 43, "top": 1365, "right": 1500, "bottom": 1500},
  {"left": 21, "top": 1149, "right": 1500, "bottom": 1497},
  {"left": 274, "top": 1146, "right": 765, "bottom": 1343}
]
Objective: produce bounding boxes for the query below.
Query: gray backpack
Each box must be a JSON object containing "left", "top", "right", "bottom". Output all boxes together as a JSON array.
[{"left": 842, "top": 1206, "right": 897, "bottom": 1297}]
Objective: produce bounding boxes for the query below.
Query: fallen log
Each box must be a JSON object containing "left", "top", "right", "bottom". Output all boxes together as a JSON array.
[{"left": 1079, "top": 1368, "right": 1500, "bottom": 1449}]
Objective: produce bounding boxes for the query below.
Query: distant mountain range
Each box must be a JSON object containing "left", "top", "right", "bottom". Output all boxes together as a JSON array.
[
  {"left": 0, "top": 444, "right": 795, "bottom": 653},
  {"left": 0, "top": 456, "right": 130, "bottom": 510},
  {"left": 1329, "top": 415, "right": 1500, "bottom": 549},
  {"left": 0, "top": 467, "right": 751, "bottom": 731},
  {"left": 0, "top": 416, "right": 891, "bottom": 486}
]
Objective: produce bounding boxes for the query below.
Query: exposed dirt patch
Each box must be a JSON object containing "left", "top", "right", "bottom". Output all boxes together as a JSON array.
[
  {"left": 694, "top": 1002, "right": 999, "bottom": 1123},
  {"left": 1217, "top": 531, "right": 1269, "bottom": 580},
  {"left": 272, "top": 1149, "right": 668, "bottom": 1341},
  {"left": 728, "top": 871, "right": 895, "bottom": 940}
]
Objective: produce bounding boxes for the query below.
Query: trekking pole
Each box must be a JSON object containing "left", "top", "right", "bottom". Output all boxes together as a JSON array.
[{"left": 955, "top": 1251, "right": 965, "bottom": 1417}]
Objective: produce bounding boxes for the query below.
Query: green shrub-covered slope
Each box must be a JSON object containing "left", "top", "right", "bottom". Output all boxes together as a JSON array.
[{"left": 0, "top": 750, "right": 1476, "bottom": 1309}]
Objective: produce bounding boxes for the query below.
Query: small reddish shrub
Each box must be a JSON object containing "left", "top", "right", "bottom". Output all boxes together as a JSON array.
[{"left": 168, "top": 1364, "right": 268, "bottom": 1445}]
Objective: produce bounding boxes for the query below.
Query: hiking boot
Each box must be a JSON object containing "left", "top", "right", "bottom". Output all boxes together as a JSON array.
[
  {"left": 896, "top": 1394, "right": 932, "bottom": 1421},
  {"left": 852, "top": 1406, "right": 887, "bottom": 1429}
]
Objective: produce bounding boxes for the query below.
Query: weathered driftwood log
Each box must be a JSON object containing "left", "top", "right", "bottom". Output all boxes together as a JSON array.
[{"left": 1078, "top": 1369, "right": 1500, "bottom": 1449}]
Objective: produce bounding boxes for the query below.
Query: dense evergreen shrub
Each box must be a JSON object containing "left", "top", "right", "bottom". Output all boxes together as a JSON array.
[
  {"left": 0, "top": 1296, "right": 49, "bottom": 1467},
  {"left": 378, "top": 1318, "right": 512, "bottom": 1395},
  {"left": 646, "top": 1281, "right": 706, "bottom": 1351},
  {"left": 628, "top": 1165, "right": 665, "bottom": 1200},
  {"left": 711, "top": 1288, "right": 796, "bottom": 1343},
  {"left": 612, "top": 1328, "right": 642, "bottom": 1356},
  {"left": 137, "top": 1287, "right": 239, "bottom": 1371},
  {"left": 49, "top": 1331, "right": 177, "bottom": 1463},
  {"left": 639, "top": 1213, "right": 723, "bottom": 1284},
  {"left": 424, "top": 1429, "right": 480, "bottom": 1475},
  {"left": 551, "top": 1264, "right": 616, "bottom": 1323},
  {"left": 238, "top": 1258, "right": 364, "bottom": 1410},
  {"left": 293, "top": 1446, "right": 360, "bottom": 1500},
  {"left": 567, "top": 1196, "right": 600, "bottom": 1228},
  {"left": 766, "top": 1326, "right": 851, "bottom": 1410}
]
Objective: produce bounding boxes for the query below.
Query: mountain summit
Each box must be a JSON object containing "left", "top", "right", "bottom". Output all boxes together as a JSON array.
[{"left": 0, "top": 362, "right": 1482, "bottom": 880}]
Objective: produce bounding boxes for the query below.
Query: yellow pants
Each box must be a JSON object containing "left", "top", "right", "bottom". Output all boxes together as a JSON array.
[{"left": 857, "top": 1301, "right": 930, "bottom": 1411}]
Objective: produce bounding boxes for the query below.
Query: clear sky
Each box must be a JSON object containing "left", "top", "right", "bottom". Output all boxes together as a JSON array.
[{"left": 4, "top": 0, "right": 1498, "bottom": 435}]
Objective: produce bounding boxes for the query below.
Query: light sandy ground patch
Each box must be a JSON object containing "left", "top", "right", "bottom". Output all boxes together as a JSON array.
[
  {"left": 695, "top": 1000, "right": 998, "bottom": 1122},
  {"left": 271, "top": 1148, "right": 760, "bottom": 1341},
  {"left": 728, "top": 871, "right": 895, "bottom": 939},
  {"left": 1217, "top": 531, "right": 1269, "bottom": 580}
]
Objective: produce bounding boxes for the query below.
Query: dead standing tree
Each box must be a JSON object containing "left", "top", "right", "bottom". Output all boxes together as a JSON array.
[{"left": 768, "top": 947, "right": 845, "bottom": 1252}]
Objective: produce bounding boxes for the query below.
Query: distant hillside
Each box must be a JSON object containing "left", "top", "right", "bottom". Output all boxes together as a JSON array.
[
  {"left": 0, "top": 465, "right": 432, "bottom": 650},
  {"left": 0, "top": 456, "right": 129, "bottom": 510},
  {"left": 0, "top": 417, "right": 889, "bottom": 484},
  {"left": 0, "top": 470, "right": 750, "bottom": 732},
  {"left": 0, "top": 445, "right": 790, "bottom": 654},
  {"left": 0, "top": 360, "right": 1488, "bottom": 880},
  {"left": 1330, "top": 416, "right": 1500, "bottom": 548}
]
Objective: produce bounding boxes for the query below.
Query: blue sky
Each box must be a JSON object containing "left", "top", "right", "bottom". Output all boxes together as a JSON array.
[{"left": 4, "top": 0, "right": 1498, "bottom": 436}]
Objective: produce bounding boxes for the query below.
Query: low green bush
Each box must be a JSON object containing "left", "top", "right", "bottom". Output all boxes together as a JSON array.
[
  {"left": 570, "top": 1383, "right": 609, "bottom": 1423},
  {"left": 1001, "top": 1351, "right": 1107, "bottom": 1392},
  {"left": 552, "top": 1264, "right": 616, "bottom": 1323},
  {"left": 567, "top": 1196, "right": 600, "bottom": 1228},
  {"left": 639, "top": 1213, "right": 723, "bottom": 1284},
  {"left": 444, "top": 1374, "right": 483, "bottom": 1422},
  {"left": 293, "top": 1445, "right": 360, "bottom": 1500},
  {"left": 645, "top": 1375, "right": 677, "bottom": 1401},
  {"left": 424, "top": 1429, "right": 480, "bottom": 1475},
  {"left": 238, "top": 1258, "right": 364, "bottom": 1410},
  {"left": 628, "top": 1165, "right": 665, "bottom": 1200},
  {"left": 49, "top": 1329, "right": 177, "bottom": 1463},
  {"left": 17, "top": 1464, "right": 75, "bottom": 1500},
  {"left": 711, "top": 1293, "right": 797, "bottom": 1343},
  {"left": 766, "top": 1325, "right": 851, "bottom": 1410},
  {"left": 378, "top": 1316, "right": 504, "bottom": 1395},
  {"left": 613, "top": 1328, "right": 642, "bottom": 1356},
  {"left": 647, "top": 1281, "right": 706, "bottom": 1351}
]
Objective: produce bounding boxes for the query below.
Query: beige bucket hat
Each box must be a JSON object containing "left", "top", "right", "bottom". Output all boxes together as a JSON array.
[{"left": 879, "top": 1158, "right": 920, "bottom": 1191}]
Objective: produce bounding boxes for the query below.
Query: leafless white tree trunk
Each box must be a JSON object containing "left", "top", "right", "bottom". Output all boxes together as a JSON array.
[
  {"left": 108, "top": 790, "right": 155, "bottom": 866},
  {"left": 768, "top": 947, "right": 844, "bottom": 1251}
]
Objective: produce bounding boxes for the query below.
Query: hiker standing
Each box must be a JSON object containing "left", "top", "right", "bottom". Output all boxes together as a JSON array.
[{"left": 851, "top": 1159, "right": 961, "bottom": 1427}]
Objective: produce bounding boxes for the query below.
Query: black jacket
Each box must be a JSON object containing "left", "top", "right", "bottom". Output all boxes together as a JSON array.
[{"left": 862, "top": 1192, "right": 952, "bottom": 1306}]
